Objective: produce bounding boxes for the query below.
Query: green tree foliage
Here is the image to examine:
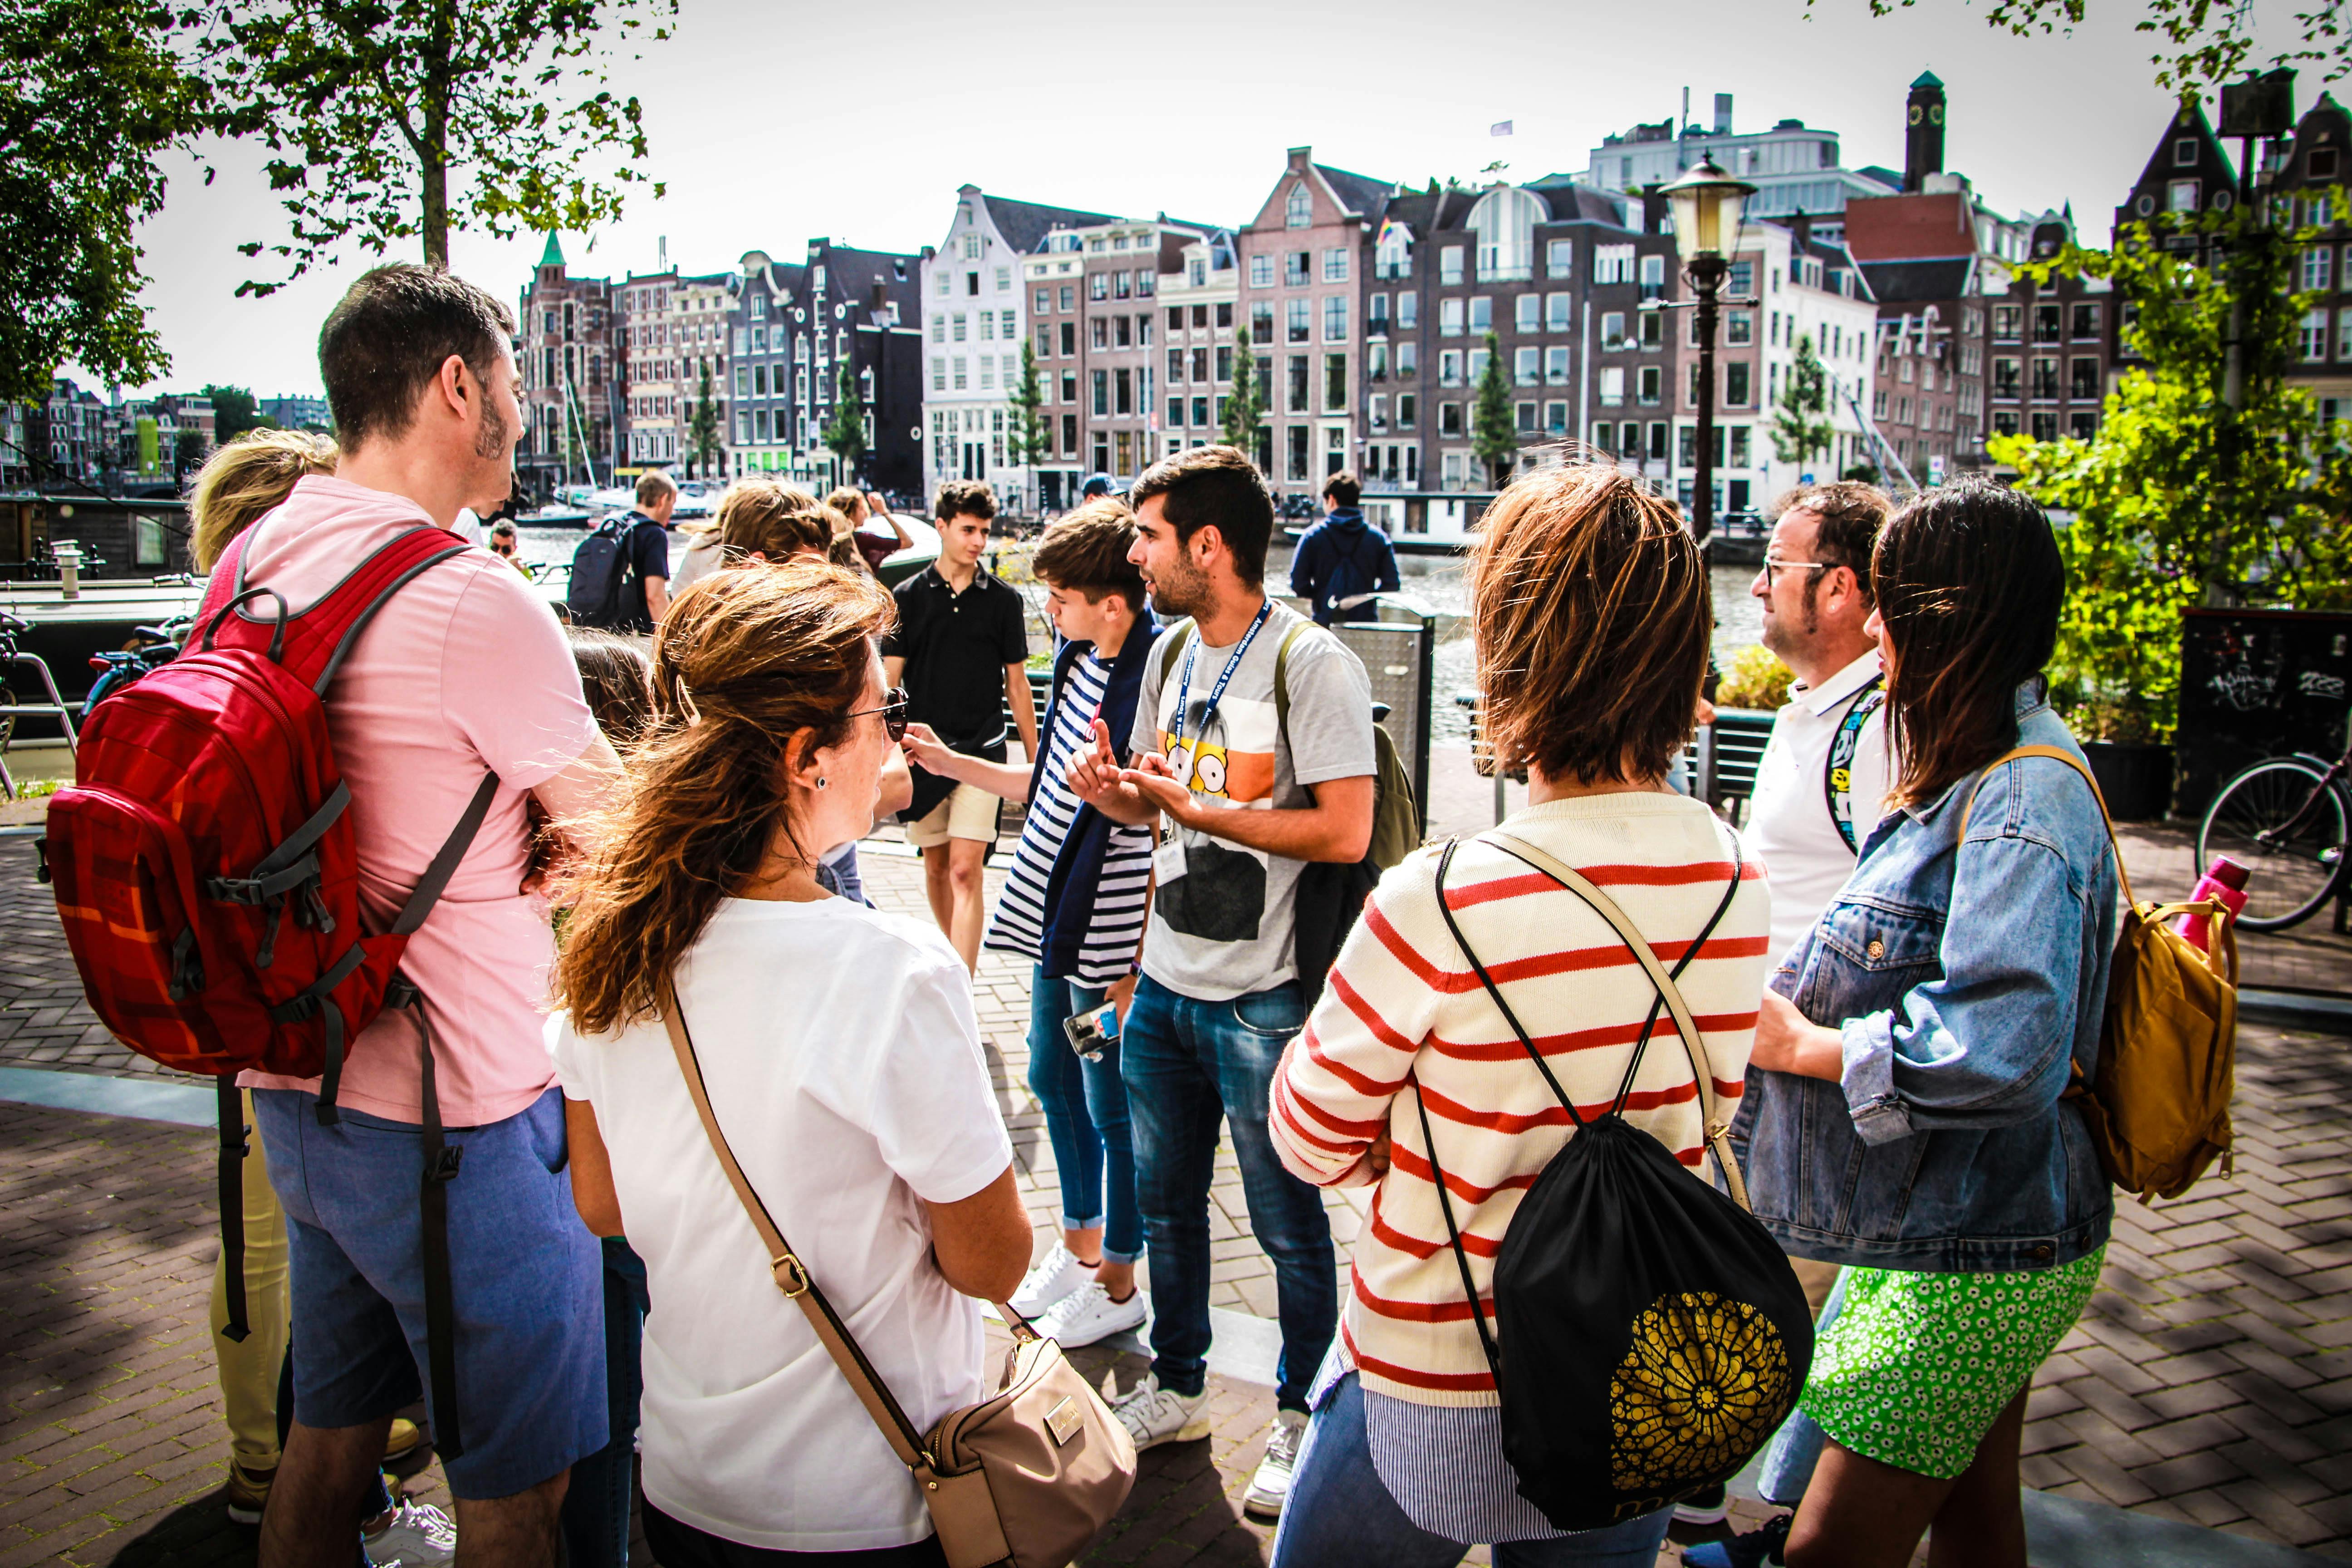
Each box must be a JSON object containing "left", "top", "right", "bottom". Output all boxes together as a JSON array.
[
  {"left": 1221, "top": 326, "right": 1265, "bottom": 456},
  {"left": 1471, "top": 330, "right": 1517, "bottom": 486},
  {"left": 1770, "top": 333, "right": 1836, "bottom": 469},
  {"left": 172, "top": 425, "right": 207, "bottom": 477},
  {"left": 821, "top": 361, "right": 867, "bottom": 478},
  {"left": 0, "top": 0, "right": 208, "bottom": 405},
  {"left": 687, "top": 359, "right": 720, "bottom": 480},
  {"left": 1008, "top": 339, "right": 1046, "bottom": 470},
  {"left": 201, "top": 0, "right": 675, "bottom": 292},
  {"left": 1838, "top": 0, "right": 2349, "bottom": 96},
  {"left": 1989, "top": 211, "right": 2352, "bottom": 743},
  {"left": 203, "top": 384, "right": 274, "bottom": 443}
]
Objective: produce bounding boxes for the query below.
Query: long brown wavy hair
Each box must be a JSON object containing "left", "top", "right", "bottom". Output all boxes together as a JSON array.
[
  {"left": 553, "top": 561, "right": 894, "bottom": 1035},
  {"left": 1875, "top": 479, "right": 2065, "bottom": 809}
]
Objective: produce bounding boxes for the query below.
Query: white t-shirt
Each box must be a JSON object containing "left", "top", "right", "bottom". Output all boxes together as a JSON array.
[
  {"left": 1746, "top": 649, "right": 1893, "bottom": 967},
  {"left": 546, "top": 898, "right": 1013, "bottom": 1552}
]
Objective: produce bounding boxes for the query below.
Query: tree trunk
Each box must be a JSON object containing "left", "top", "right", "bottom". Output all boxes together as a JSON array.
[{"left": 420, "top": 0, "right": 455, "bottom": 268}]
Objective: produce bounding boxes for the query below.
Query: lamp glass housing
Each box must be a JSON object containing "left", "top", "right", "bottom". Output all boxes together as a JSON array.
[{"left": 1661, "top": 159, "right": 1755, "bottom": 264}]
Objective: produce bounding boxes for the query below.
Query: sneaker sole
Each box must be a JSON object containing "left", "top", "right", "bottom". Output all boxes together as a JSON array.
[
  {"left": 1240, "top": 1490, "right": 1285, "bottom": 1522},
  {"left": 225, "top": 1500, "right": 265, "bottom": 1526},
  {"left": 1041, "top": 1304, "right": 1149, "bottom": 1349},
  {"left": 1674, "top": 1501, "right": 1730, "bottom": 1525},
  {"left": 1127, "top": 1416, "right": 1213, "bottom": 1449}
]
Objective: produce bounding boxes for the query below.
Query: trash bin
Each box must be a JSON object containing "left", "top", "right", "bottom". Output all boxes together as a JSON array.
[{"left": 2176, "top": 608, "right": 2352, "bottom": 817}]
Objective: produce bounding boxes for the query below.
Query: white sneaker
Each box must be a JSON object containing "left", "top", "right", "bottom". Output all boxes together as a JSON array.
[
  {"left": 1008, "top": 1243, "right": 1092, "bottom": 1319},
  {"left": 1111, "top": 1373, "right": 1212, "bottom": 1450},
  {"left": 362, "top": 1498, "right": 456, "bottom": 1565},
  {"left": 1242, "top": 1408, "right": 1308, "bottom": 1521},
  {"left": 1034, "top": 1281, "right": 1148, "bottom": 1348}
]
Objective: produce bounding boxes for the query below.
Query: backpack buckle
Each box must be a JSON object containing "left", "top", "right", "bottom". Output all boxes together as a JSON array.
[
  {"left": 385, "top": 975, "right": 421, "bottom": 1010},
  {"left": 166, "top": 927, "right": 205, "bottom": 1001},
  {"left": 425, "top": 1146, "right": 464, "bottom": 1183}
]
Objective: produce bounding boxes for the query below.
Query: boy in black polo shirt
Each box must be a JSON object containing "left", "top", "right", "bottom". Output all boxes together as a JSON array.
[{"left": 882, "top": 480, "right": 1038, "bottom": 970}]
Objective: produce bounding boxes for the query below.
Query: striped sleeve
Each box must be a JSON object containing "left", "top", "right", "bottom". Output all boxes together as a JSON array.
[{"left": 1271, "top": 852, "right": 1448, "bottom": 1186}]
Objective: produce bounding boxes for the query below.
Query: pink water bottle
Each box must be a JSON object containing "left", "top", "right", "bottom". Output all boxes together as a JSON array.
[{"left": 2173, "top": 856, "right": 2249, "bottom": 953}]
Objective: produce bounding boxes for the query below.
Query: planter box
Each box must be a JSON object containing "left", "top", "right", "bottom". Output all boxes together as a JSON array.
[{"left": 2081, "top": 741, "right": 2174, "bottom": 822}]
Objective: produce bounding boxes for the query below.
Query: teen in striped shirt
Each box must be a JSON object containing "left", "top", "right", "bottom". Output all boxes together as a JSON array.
[
  {"left": 1267, "top": 466, "right": 1772, "bottom": 1565},
  {"left": 901, "top": 501, "right": 1161, "bottom": 1352}
]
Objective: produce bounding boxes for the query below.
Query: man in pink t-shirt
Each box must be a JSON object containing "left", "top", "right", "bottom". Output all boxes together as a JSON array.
[{"left": 244, "top": 265, "right": 621, "bottom": 1568}]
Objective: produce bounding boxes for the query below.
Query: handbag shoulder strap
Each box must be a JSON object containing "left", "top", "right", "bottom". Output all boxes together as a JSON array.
[
  {"left": 1484, "top": 827, "right": 1754, "bottom": 1212},
  {"left": 1960, "top": 744, "right": 2138, "bottom": 909},
  {"left": 655, "top": 980, "right": 944, "bottom": 1472}
]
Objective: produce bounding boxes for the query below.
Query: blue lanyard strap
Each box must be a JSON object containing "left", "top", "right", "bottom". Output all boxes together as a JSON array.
[
  {"left": 1825, "top": 673, "right": 1886, "bottom": 854},
  {"left": 1168, "top": 599, "right": 1273, "bottom": 754}
]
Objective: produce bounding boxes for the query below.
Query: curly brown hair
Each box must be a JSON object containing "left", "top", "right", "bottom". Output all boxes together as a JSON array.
[
  {"left": 553, "top": 562, "right": 895, "bottom": 1035},
  {"left": 1467, "top": 466, "right": 1710, "bottom": 784}
]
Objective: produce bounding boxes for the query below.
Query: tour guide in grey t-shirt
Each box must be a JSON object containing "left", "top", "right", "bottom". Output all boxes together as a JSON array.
[{"left": 1066, "top": 445, "right": 1376, "bottom": 1523}]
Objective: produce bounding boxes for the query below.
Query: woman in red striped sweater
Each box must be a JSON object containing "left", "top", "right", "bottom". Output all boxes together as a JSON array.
[{"left": 1266, "top": 465, "right": 1772, "bottom": 1566}]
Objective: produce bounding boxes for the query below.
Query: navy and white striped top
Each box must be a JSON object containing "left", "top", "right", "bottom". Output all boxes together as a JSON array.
[{"left": 983, "top": 650, "right": 1153, "bottom": 983}]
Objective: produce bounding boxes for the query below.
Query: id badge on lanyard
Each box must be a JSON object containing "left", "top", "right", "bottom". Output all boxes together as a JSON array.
[{"left": 1157, "top": 602, "right": 1274, "bottom": 883}]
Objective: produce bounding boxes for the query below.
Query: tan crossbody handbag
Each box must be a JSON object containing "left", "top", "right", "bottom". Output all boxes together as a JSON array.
[{"left": 657, "top": 981, "right": 1137, "bottom": 1568}]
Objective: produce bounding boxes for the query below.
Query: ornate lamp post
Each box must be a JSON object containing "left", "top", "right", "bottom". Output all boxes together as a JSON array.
[{"left": 1658, "top": 158, "right": 1756, "bottom": 543}]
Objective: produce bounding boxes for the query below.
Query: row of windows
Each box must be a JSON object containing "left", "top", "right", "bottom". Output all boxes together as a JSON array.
[
  {"left": 2296, "top": 307, "right": 2352, "bottom": 362},
  {"left": 1988, "top": 356, "right": 2103, "bottom": 400},
  {"left": 1990, "top": 409, "right": 2099, "bottom": 441},
  {"left": 1990, "top": 302, "right": 2103, "bottom": 343},
  {"left": 1166, "top": 347, "right": 1237, "bottom": 383},
  {"left": 1246, "top": 248, "right": 1356, "bottom": 288}
]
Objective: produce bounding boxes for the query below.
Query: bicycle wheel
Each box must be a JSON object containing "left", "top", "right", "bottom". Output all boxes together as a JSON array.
[{"left": 2197, "top": 757, "right": 2349, "bottom": 931}]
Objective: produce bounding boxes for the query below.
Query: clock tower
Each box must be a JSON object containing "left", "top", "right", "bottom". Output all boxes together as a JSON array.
[{"left": 1904, "top": 70, "right": 1947, "bottom": 192}]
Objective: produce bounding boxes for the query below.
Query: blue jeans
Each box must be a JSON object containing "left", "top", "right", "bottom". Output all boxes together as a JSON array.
[
  {"left": 1270, "top": 1371, "right": 1673, "bottom": 1566},
  {"left": 560, "top": 1237, "right": 650, "bottom": 1568},
  {"left": 1120, "top": 974, "right": 1334, "bottom": 1411},
  {"left": 1758, "top": 1267, "right": 1846, "bottom": 1506},
  {"left": 1027, "top": 967, "right": 1142, "bottom": 1262}
]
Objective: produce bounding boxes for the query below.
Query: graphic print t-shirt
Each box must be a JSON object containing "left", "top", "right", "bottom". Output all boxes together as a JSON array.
[{"left": 1129, "top": 600, "right": 1375, "bottom": 1001}]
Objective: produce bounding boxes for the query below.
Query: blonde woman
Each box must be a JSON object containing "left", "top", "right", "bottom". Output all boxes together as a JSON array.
[{"left": 182, "top": 432, "right": 452, "bottom": 1561}]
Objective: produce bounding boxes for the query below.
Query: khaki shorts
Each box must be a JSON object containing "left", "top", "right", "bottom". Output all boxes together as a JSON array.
[{"left": 906, "top": 782, "right": 1003, "bottom": 849}]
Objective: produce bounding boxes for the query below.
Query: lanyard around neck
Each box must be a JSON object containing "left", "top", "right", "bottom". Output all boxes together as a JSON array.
[{"left": 1168, "top": 600, "right": 1273, "bottom": 753}]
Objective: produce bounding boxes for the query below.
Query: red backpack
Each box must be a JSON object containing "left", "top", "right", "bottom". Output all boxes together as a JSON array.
[{"left": 47, "top": 522, "right": 495, "bottom": 1458}]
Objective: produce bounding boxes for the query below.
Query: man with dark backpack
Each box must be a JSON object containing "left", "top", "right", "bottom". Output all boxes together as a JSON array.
[
  {"left": 568, "top": 472, "right": 675, "bottom": 631},
  {"left": 57, "top": 265, "right": 622, "bottom": 1565},
  {"left": 1288, "top": 471, "right": 1399, "bottom": 627}
]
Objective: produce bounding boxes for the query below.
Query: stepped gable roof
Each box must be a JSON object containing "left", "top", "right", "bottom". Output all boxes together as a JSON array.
[
  {"left": 985, "top": 195, "right": 1124, "bottom": 254},
  {"left": 1858, "top": 256, "right": 1975, "bottom": 303}
]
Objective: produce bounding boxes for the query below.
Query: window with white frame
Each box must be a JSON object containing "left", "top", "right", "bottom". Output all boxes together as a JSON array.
[
  {"left": 1546, "top": 292, "right": 1572, "bottom": 332},
  {"left": 1467, "top": 186, "right": 1542, "bottom": 280},
  {"left": 1545, "top": 346, "right": 1570, "bottom": 384},
  {"left": 1286, "top": 184, "right": 1312, "bottom": 227},
  {"left": 1441, "top": 246, "right": 1465, "bottom": 286},
  {"left": 1514, "top": 347, "right": 1539, "bottom": 384},
  {"left": 1250, "top": 254, "right": 1273, "bottom": 287},
  {"left": 2306, "top": 246, "right": 2335, "bottom": 292},
  {"left": 1469, "top": 296, "right": 1492, "bottom": 332},
  {"left": 1515, "top": 294, "right": 1539, "bottom": 332},
  {"left": 1324, "top": 296, "right": 1348, "bottom": 342},
  {"left": 1593, "top": 245, "right": 1635, "bottom": 284},
  {"left": 1547, "top": 239, "right": 1574, "bottom": 278},
  {"left": 2303, "top": 308, "right": 2331, "bottom": 361},
  {"left": 1440, "top": 298, "right": 1464, "bottom": 337},
  {"left": 1323, "top": 248, "right": 1348, "bottom": 282}
]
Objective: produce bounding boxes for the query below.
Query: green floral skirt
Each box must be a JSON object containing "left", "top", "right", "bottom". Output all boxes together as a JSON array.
[{"left": 1797, "top": 1245, "right": 2105, "bottom": 1480}]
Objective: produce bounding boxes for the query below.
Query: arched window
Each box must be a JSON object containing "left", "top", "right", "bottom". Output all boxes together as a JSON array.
[
  {"left": 1468, "top": 187, "right": 1544, "bottom": 282},
  {"left": 1285, "top": 183, "right": 1312, "bottom": 228}
]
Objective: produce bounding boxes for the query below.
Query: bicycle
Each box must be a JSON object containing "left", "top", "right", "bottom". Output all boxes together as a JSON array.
[
  {"left": 0, "top": 610, "right": 84, "bottom": 803},
  {"left": 82, "top": 618, "right": 191, "bottom": 711},
  {"left": 2195, "top": 739, "right": 2352, "bottom": 932}
]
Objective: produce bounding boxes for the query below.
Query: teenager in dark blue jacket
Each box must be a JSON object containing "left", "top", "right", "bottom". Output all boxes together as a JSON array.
[
  {"left": 900, "top": 501, "right": 1161, "bottom": 1352},
  {"left": 1288, "top": 471, "right": 1400, "bottom": 625}
]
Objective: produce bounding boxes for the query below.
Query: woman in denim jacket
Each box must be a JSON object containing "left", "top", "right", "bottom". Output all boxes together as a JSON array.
[{"left": 1701, "top": 481, "right": 2118, "bottom": 1568}]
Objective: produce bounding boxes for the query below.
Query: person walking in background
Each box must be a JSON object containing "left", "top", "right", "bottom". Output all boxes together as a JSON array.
[
  {"left": 1287, "top": 472, "right": 1399, "bottom": 627},
  {"left": 240, "top": 265, "right": 622, "bottom": 1568},
  {"left": 182, "top": 431, "right": 445, "bottom": 1560},
  {"left": 1264, "top": 464, "right": 1769, "bottom": 1568},
  {"left": 616, "top": 473, "right": 678, "bottom": 630},
  {"left": 900, "top": 499, "right": 1159, "bottom": 1351},
  {"left": 549, "top": 564, "right": 1030, "bottom": 1567},
  {"left": 1692, "top": 480, "right": 2119, "bottom": 1568},
  {"left": 829, "top": 485, "right": 913, "bottom": 575},
  {"left": 1064, "top": 445, "right": 1376, "bottom": 1522},
  {"left": 885, "top": 480, "right": 1038, "bottom": 971},
  {"left": 1668, "top": 483, "right": 1891, "bottom": 1531}
]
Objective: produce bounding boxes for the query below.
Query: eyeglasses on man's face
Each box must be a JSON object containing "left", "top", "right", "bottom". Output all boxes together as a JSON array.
[
  {"left": 1758, "top": 556, "right": 1831, "bottom": 590},
  {"left": 850, "top": 686, "right": 909, "bottom": 743}
]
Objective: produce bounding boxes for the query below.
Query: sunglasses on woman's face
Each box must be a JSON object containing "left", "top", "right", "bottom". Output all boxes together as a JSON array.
[{"left": 850, "top": 686, "right": 909, "bottom": 743}]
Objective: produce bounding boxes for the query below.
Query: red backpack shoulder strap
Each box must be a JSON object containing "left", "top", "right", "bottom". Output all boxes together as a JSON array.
[{"left": 198, "top": 525, "right": 475, "bottom": 694}]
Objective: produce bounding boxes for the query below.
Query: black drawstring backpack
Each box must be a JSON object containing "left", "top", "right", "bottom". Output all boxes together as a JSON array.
[{"left": 1418, "top": 829, "right": 1813, "bottom": 1532}]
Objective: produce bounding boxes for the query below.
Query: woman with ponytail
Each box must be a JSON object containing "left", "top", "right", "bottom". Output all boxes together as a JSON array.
[{"left": 548, "top": 563, "right": 1031, "bottom": 1565}]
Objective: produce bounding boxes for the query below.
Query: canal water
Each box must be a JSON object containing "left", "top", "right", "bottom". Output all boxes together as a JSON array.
[{"left": 514, "top": 527, "right": 1764, "bottom": 747}]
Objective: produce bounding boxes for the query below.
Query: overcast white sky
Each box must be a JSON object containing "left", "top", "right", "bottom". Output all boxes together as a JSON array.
[{"left": 96, "top": 0, "right": 2313, "bottom": 398}]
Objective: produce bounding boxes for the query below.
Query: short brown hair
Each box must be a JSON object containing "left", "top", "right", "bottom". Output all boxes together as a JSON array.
[
  {"left": 1772, "top": 481, "right": 1892, "bottom": 608},
  {"left": 636, "top": 471, "right": 679, "bottom": 509},
  {"left": 716, "top": 478, "right": 833, "bottom": 562},
  {"left": 1322, "top": 471, "right": 1360, "bottom": 508},
  {"left": 1128, "top": 445, "right": 1274, "bottom": 587},
  {"left": 934, "top": 478, "right": 996, "bottom": 524},
  {"left": 564, "top": 626, "right": 656, "bottom": 751},
  {"left": 1875, "top": 479, "right": 2065, "bottom": 809},
  {"left": 1031, "top": 499, "right": 1145, "bottom": 608},
  {"left": 187, "top": 429, "right": 338, "bottom": 570},
  {"left": 318, "top": 265, "right": 514, "bottom": 451},
  {"left": 1468, "top": 466, "right": 1710, "bottom": 784}
]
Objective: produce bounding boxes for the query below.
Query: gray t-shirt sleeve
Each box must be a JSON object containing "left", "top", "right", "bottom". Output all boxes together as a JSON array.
[
  {"left": 1282, "top": 629, "right": 1377, "bottom": 787},
  {"left": 1131, "top": 627, "right": 1172, "bottom": 760}
]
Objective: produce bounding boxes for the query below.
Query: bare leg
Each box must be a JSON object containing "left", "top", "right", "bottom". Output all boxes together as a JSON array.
[
  {"left": 259, "top": 1415, "right": 392, "bottom": 1568},
  {"left": 945, "top": 836, "right": 989, "bottom": 972},
  {"left": 921, "top": 843, "right": 954, "bottom": 935},
  {"left": 451, "top": 1470, "right": 569, "bottom": 1568},
  {"left": 1784, "top": 1436, "right": 1956, "bottom": 1568},
  {"left": 1924, "top": 1389, "right": 2029, "bottom": 1568},
  {"left": 1061, "top": 1222, "right": 1137, "bottom": 1299}
]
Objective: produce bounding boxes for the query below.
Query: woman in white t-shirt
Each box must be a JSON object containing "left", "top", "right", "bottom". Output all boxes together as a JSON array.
[{"left": 548, "top": 562, "right": 1030, "bottom": 1565}]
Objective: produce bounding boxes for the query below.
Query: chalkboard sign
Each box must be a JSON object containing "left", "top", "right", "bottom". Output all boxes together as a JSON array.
[{"left": 2176, "top": 608, "right": 2352, "bottom": 815}]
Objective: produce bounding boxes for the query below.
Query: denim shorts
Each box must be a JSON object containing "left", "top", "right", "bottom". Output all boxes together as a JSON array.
[{"left": 253, "top": 1086, "right": 608, "bottom": 1500}]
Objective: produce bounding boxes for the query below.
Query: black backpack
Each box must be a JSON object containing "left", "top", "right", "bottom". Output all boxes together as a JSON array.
[
  {"left": 566, "top": 515, "right": 637, "bottom": 628},
  {"left": 1419, "top": 828, "right": 1812, "bottom": 1531}
]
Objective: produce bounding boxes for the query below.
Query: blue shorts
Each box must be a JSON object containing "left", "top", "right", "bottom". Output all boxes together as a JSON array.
[{"left": 254, "top": 1086, "right": 608, "bottom": 1500}]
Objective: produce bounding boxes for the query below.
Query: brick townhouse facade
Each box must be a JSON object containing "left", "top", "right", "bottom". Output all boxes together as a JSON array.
[{"left": 516, "top": 233, "right": 621, "bottom": 497}]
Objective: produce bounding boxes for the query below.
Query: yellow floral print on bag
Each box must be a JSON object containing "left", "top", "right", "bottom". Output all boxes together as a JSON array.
[{"left": 1609, "top": 1291, "right": 1794, "bottom": 1491}]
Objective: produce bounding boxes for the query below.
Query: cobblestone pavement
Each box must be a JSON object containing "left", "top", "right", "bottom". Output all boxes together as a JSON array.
[{"left": 2, "top": 839, "right": 2349, "bottom": 1560}]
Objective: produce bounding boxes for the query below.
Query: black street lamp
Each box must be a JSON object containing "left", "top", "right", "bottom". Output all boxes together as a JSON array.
[{"left": 1658, "top": 157, "right": 1757, "bottom": 544}]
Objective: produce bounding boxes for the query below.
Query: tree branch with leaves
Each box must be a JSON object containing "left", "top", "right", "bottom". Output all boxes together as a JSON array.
[
  {"left": 1471, "top": 330, "right": 1518, "bottom": 487},
  {"left": 1831, "top": 0, "right": 2348, "bottom": 98},
  {"left": 1222, "top": 325, "right": 1266, "bottom": 461},
  {"left": 199, "top": 0, "right": 675, "bottom": 294},
  {"left": 1770, "top": 333, "right": 1836, "bottom": 470},
  {"left": 822, "top": 360, "right": 868, "bottom": 483}
]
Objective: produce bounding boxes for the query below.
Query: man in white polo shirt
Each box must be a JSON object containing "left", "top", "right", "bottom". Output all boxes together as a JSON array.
[{"left": 1745, "top": 482, "right": 1895, "bottom": 966}]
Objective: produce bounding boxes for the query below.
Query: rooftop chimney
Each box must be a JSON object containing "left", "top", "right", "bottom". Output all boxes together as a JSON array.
[
  {"left": 1904, "top": 71, "right": 1946, "bottom": 193},
  {"left": 1713, "top": 93, "right": 1733, "bottom": 135}
]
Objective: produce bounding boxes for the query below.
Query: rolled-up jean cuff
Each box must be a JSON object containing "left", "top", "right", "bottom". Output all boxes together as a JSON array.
[
  {"left": 1101, "top": 1243, "right": 1143, "bottom": 1266},
  {"left": 1059, "top": 1210, "right": 1107, "bottom": 1235}
]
